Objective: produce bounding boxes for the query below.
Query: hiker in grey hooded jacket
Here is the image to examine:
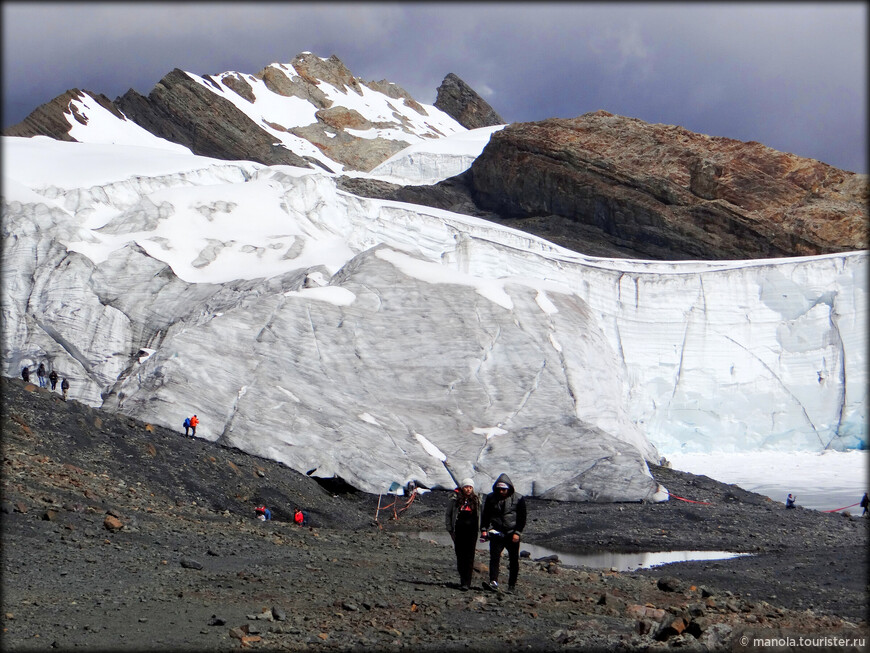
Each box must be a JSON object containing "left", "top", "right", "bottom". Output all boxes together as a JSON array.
[{"left": 480, "top": 473, "right": 527, "bottom": 592}]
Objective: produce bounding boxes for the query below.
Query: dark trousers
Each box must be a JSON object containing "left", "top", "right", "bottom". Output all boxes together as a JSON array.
[
  {"left": 453, "top": 523, "right": 478, "bottom": 586},
  {"left": 488, "top": 534, "right": 520, "bottom": 586}
]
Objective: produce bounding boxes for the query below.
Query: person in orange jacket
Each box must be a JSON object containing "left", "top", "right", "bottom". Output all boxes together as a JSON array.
[{"left": 189, "top": 414, "right": 199, "bottom": 437}]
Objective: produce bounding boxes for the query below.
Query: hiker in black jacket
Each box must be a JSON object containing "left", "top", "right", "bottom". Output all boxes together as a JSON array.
[
  {"left": 49, "top": 370, "right": 59, "bottom": 391},
  {"left": 445, "top": 478, "right": 481, "bottom": 591},
  {"left": 37, "top": 363, "right": 47, "bottom": 388},
  {"left": 480, "top": 473, "right": 527, "bottom": 593},
  {"left": 61, "top": 377, "right": 70, "bottom": 401}
]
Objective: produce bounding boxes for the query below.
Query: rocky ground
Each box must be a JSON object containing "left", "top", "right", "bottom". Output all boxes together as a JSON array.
[{"left": 2, "top": 375, "right": 867, "bottom": 652}]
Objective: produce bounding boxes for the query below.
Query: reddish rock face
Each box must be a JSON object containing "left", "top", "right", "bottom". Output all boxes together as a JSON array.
[{"left": 468, "top": 112, "right": 867, "bottom": 260}]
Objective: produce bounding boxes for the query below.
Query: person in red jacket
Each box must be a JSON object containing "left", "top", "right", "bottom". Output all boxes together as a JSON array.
[
  {"left": 189, "top": 414, "right": 199, "bottom": 437},
  {"left": 293, "top": 508, "right": 305, "bottom": 526}
]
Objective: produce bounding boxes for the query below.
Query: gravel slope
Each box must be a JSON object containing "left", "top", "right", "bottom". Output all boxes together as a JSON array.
[{"left": 2, "top": 376, "right": 867, "bottom": 651}]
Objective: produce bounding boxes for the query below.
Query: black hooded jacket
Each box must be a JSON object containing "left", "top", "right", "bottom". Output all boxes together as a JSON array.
[{"left": 480, "top": 473, "right": 527, "bottom": 537}]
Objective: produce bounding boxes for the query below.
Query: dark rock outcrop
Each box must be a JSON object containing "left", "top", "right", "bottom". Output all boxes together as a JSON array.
[
  {"left": 114, "top": 69, "right": 314, "bottom": 169},
  {"left": 464, "top": 112, "right": 868, "bottom": 260},
  {"left": 434, "top": 73, "right": 505, "bottom": 129},
  {"left": 3, "top": 89, "right": 123, "bottom": 141},
  {"left": 337, "top": 171, "right": 654, "bottom": 259},
  {"left": 336, "top": 173, "right": 495, "bottom": 219}
]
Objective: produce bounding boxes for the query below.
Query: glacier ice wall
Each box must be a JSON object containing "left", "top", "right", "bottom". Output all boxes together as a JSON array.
[
  {"left": 2, "top": 138, "right": 866, "bottom": 501},
  {"left": 368, "top": 125, "right": 505, "bottom": 185}
]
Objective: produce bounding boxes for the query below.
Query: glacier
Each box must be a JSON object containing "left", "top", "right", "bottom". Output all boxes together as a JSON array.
[
  {"left": 2, "top": 135, "right": 866, "bottom": 503},
  {"left": 368, "top": 125, "right": 507, "bottom": 185}
]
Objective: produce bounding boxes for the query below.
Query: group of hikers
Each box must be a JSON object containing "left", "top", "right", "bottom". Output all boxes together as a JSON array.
[
  {"left": 446, "top": 472, "right": 527, "bottom": 593},
  {"left": 255, "top": 505, "right": 307, "bottom": 525},
  {"left": 22, "top": 362, "right": 69, "bottom": 400},
  {"left": 250, "top": 469, "right": 528, "bottom": 594},
  {"left": 182, "top": 415, "right": 199, "bottom": 437},
  {"left": 446, "top": 478, "right": 868, "bottom": 594}
]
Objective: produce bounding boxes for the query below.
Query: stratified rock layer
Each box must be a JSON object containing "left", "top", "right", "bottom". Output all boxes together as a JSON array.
[
  {"left": 3, "top": 89, "right": 122, "bottom": 142},
  {"left": 467, "top": 112, "right": 868, "bottom": 260},
  {"left": 115, "top": 69, "right": 314, "bottom": 169}
]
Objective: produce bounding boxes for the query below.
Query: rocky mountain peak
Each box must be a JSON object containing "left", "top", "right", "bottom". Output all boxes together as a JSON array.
[
  {"left": 2, "top": 88, "right": 122, "bottom": 142},
  {"left": 434, "top": 72, "right": 505, "bottom": 129},
  {"left": 3, "top": 52, "right": 476, "bottom": 174},
  {"left": 290, "top": 52, "right": 364, "bottom": 95}
]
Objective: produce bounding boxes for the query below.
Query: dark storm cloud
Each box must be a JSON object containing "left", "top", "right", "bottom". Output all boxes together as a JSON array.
[{"left": 2, "top": 3, "right": 865, "bottom": 172}]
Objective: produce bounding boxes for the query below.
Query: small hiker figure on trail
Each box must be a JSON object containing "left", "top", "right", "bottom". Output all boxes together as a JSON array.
[
  {"left": 61, "top": 377, "right": 70, "bottom": 401},
  {"left": 255, "top": 505, "right": 271, "bottom": 521},
  {"left": 861, "top": 493, "right": 868, "bottom": 517},
  {"left": 183, "top": 417, "right": 191, "bottom": 437},
  {"left": 37, "top": 363, "right": 47, "bottom": 388},
  {"left": 293, "top": 508, "right": 305, "bottom": 526},
  {"left": 49, "top": 369, "right": 58, "bottom": 391},
  {"left": 189, "top": 414, "right": 199, "bottom": 437},
  {"left": 21, "top": 366, "right": 30, "bottom": 383},
  {"left": 786, "top": 493, "right": 796, "bottom": 509}
]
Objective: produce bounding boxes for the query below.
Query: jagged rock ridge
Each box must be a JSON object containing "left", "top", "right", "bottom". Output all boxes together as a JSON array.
[
  {"left": 2, "top": 53, "right": 470, "bottom": 173},
  {"left": 3, "top": 89, "right": 122, "bottom": 142},
  {"left": 434, "top": 73, "right": 505, "bottom": 129}
]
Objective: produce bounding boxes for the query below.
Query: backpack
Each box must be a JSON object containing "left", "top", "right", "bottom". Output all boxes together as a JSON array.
[{"left": 183, "top": 418, "right": 191, "bottom": 428}]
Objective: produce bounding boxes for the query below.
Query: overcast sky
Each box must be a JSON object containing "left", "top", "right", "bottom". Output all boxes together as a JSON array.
[{"left": 2, "top": 2, "right": 866, "bottom": 173}]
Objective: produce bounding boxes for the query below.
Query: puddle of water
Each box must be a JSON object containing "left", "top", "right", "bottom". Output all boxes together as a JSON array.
[{"left": 412, "top": 531, "right": 750, "bottom": 572}]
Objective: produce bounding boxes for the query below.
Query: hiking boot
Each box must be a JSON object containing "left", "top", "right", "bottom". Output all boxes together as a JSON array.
[
  {"left": 506, "top": 584, "right": 516, "bottom": 594},
  {"left": 485, "top": 580, "right": 499, "bottom": 592},
  {"left": 459, "top": 584, "right": 469, "bottom": 592}
]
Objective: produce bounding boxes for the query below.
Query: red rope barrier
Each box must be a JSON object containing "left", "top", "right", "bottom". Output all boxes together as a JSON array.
[
  {"left": 822, "top": 502, "right": 860, "bottom": 513},
  {"left": 668, "top": 493, "right": 712, "bottom": 505},
  {"left": 374, "top": 490, "right": 417, "bottom": 523}
]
